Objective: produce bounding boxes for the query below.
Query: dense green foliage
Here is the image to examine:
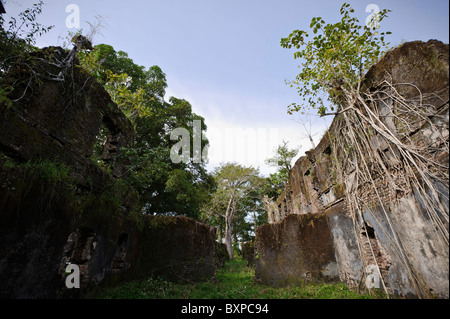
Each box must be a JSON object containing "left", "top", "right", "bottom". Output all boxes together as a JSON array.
[
  {"left": 0, "top": 1, "right": 215, "bottom": 219},
  {"left": 78, "top": 44, "right": 215, "bottom": 219},
  {"left": 0, "top": 1, "right": 53, "bottom": 106},
  {"left": 201, "top": 163, "right": 264, "bottom": 258},
  {"left": 0, "top": 1, "right": 53, "bottom": 77},
  {"left": 264, "top": 140, "right": 299, "bottom": 197},
  {"left": 281, "top": 2, "right": 391, "bottom": 116},
  {"left": 95, "top": 257, "right": 375, "bottom": 299}
]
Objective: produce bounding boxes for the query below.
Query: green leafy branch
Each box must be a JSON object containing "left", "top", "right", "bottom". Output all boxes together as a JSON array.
[{"left": 281, "top": 3, "right": 391, "bottom": 116}]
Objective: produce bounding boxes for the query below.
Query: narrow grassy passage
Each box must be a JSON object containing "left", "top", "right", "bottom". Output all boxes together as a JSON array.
[{"left": 95, "top": 258, "right": 375, "bottom": 299}]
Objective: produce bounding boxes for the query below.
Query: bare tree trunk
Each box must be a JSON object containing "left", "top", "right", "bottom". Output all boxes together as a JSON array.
[
  {"left": 225, "top": 217, "right": 233, "bottom": 259},
  {"left": 224, "top": 194, "right": 235, "bottom": 259},
  {"left": 295, "top": 116, "right": 317, "bottom": 149},
  {"left": 253, "top": 203, "right": 257, "bottom": 235}
]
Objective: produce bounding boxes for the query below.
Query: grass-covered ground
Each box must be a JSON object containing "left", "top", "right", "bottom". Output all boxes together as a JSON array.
[{"left": 95, "top": 258, "right": 378, "bottom": 299}]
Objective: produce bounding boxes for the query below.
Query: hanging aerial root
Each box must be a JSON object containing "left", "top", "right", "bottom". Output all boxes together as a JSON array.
[{"left": 331, "top": 80, "right": 448, "bottom": 298}]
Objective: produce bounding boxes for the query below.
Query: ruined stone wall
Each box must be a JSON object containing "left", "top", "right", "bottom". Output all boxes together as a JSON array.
[
  {"left": 215, "top": 242, "right": 230, "bottom": 268},
  {"left": 255, "top": 214, "right": 339, "bottom": 287},
  {"left": 258, "top": 40, "right": 449, "bottom": 298},
  {"left": 0, "top": 47, "right": 217, "bottom": 298},
  {"left": 132, "top": 216, "right": 216, "bottom": 284}
]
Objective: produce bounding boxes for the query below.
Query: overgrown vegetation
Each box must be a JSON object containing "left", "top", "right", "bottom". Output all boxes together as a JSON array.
[
  {"left": 95, "top": 257, "right": 376, "bottom": 299},
  {"left": 0, "top": 1, "right": 274, "bottom": 248},
  {"left": 1, "top": 1, "right": 447, "bottom": 300},
  {"left": 1, "top": 1, "right": 216, "bottom": 220},
  {"left": 282, "top": 2, "right": 449, "bottom": 298},
  {"left": 200, "top": 163, "right": 265, "bottom": 259},
  {"left": 0, "top": 154, "right": 144, "bottom": 229},
  {"left": 0, "top": 1, "right": 53, "bottom": 76},
  {"left": 0, "top": 1, "right": 53, "bottom": 106},
  {"left": 0, "top": 155, "right": 73, "bottom": 193},
  {"left": 281, "top": 2, "right": 391, "bottom": 116},
  {"left": 78, "top": 43, "right": 216, "bottom": 219},
  {"left": 262, "top": 141, "right": 300, "bottom": 222}
]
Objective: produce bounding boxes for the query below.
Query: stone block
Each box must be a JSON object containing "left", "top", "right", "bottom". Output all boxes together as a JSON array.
[{"left": 255, "top": 214, "right": 339, "bottom": 287}]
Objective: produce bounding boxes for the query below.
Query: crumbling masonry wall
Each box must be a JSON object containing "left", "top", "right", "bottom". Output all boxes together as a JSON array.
[
  {"left": 255, "top": 214, "right": 339, "bottom": 287},
  {"left": 257, "top": 40, "right": 449, "bottom": 298},
  {"left": 0, "top": 47, "right": 217, "bottom": 298}
]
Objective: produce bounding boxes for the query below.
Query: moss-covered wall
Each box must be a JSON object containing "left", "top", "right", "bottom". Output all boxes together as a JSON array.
[
  {"left": 241, "top": 241, "right": 255, "bottom": 267},
  {"left": 132, "top": 216, "right": 216, "bottom": 283},
  {"left": 255, "top": 214, "right": 339, "bottom": 287},
  {"left": 214, "top": 242, "right": 230, "bottom": 268},
  {"left": 0, "top": 47, "right": 217, "bottom": 298}
]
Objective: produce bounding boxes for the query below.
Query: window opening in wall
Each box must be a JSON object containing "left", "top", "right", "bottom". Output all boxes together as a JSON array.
[{"left": 361, "top": 222, "right": 376, "bottom": 239}]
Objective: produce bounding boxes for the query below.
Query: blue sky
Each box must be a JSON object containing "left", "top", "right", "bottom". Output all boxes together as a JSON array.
[{"left": 2, "top": 0, "right": 449, "bottom": 175}]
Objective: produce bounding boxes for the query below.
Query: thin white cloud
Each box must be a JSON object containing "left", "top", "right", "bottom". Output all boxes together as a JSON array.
[{"left": 164, "top": 75, "right": 330, "bottom": 176}]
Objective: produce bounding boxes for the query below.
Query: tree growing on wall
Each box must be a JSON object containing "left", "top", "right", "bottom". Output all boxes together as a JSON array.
[
  {"left": 281, "top": 3, "right": 449, "bottom": 298},
  {"left": 281, "top": 2, "right": 390, "bottom": 116},
  {"left": 0, "top": 1, "right": 54, "bottom": 76}
]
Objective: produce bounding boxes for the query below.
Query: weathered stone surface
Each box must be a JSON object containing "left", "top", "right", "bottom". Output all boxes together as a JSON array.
[
  {"left": 0, "top": 160, "right": 140, "bottom": 298},
  {"left": 361, "top": 191, "right": 449, "bottom": 299},
  {"left": 326, "top": 201, "right": 362, "bottom": 288},
  {"left": 0, "top": 46, "right": 134, "bottom": 187},
  {"left": 132, "top": 216, "right": 216, "bottom": 284},
  {"left": 0, "top": 165, "right": 217, "bottom": 298},
  {"left": 261, "top": 40, "right": 449, "bottom": 298},
  {"left": 364, "top": 40, "right": 449, "bottom": 102},
  {"left": 255, "top": 214, "right": 339, "bottom": 287}
]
